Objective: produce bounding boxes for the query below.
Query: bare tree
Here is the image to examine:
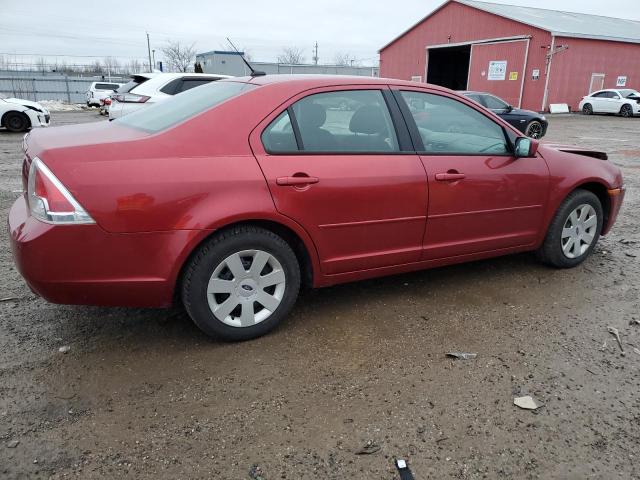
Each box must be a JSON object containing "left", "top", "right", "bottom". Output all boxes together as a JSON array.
[
  {"left": 103, "top": 57, "right": 120, "bottom": 74},
  {"left": 127, "top": 59, "right": 142, "bottom": 74},
  {"left": 277, "top": 47, "right": 305, "bottom": 65},
  {"left": 35, "top": 57, "right": 48, "bottom": 73},
  {"left": 333, "top": 52, "right": 359, "bottom": 66},
  {"left": 162, "top": 41, "right": 196, "bottom": 72}
]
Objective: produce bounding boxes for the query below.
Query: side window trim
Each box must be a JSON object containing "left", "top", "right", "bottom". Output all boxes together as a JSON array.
[
  {"left": 381, "top": 89, "right": 415, "bottom": 152},
  {"left": 287, "top": 106, "right": 304, "bottom": 150},
  {"left": 392, "top": 88, "right": 515, "bottom": 157}
]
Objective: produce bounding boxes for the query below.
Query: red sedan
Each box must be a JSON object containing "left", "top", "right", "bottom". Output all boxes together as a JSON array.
[{"left": 8, "top": 75, "right": 625, "bottom": 340}]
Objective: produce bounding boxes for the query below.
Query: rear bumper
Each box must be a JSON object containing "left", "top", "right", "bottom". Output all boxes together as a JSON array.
[{"left": 8, "top": 195, "right": 199, "bottom": 307}]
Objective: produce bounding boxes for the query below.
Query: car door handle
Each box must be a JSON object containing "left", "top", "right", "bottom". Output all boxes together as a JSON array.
[
  {"left": 435, "top": 172, "right": 466, "bottom": 181},
  {"left": 276, "top": 176, "right": 319, "bottom": 186}
]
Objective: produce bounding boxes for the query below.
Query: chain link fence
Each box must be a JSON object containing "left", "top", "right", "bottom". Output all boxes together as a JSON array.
[{"left": 0, "top": 71, "right": 130, "bottom": 104}]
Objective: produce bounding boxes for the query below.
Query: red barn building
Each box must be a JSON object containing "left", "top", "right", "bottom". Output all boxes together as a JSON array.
[{"left": 379, "top": 0, "right": 640, "bottom": 111}]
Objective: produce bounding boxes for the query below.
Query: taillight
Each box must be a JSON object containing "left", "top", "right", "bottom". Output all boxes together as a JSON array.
[
  {"left": 104, "top": 98, "right": 112, "bottom": 105},
  {"left": 113, "top": 93, "right": 150, "bottom": 103},
  {"left": 27, "top": 158, "right": 94, "bottom": 224}
]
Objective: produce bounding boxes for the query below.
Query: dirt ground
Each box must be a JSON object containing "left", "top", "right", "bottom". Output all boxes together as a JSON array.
[{"left": 1, "top": 110, "right": 639, "bottom": 480}]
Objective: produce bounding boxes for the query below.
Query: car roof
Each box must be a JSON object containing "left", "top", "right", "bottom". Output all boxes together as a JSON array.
[
  {"left": 131, "top": 72, "right": 232, "bottom": 80},
  {"left": 224, "top": 74, "right": 453, "bottom": 92}
]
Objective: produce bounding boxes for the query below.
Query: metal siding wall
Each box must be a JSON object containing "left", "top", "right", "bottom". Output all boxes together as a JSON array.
[
  {"left": 467, "top": 40, "right": 528, "bottom": 107},
  {"left": 547, "top": 36, "right": 640, "bottom": 110},
  {"left": 380, "top": 1, "right": 551, "bottom": 111}
]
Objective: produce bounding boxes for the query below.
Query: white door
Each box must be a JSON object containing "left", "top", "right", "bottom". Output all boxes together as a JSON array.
[
  {"left": 607, "top": 91, "right": 623, "bottom": 113},
  {"left": 589, "top": 74, "right": 605, "bottom": 93}
]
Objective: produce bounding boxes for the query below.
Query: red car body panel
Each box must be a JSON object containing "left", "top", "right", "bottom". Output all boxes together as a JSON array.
[{"left": 8, "top": 75, "right": 625, "bottom": 307}]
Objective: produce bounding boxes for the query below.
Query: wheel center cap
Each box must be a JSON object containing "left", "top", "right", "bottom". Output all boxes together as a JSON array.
[{"left": 237, "top": 279, "right": 258, "bottom": 298}]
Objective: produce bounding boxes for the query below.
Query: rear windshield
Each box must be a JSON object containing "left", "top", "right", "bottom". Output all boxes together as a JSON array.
[
  {"left": 115, "top": 80, "right": 255, "bottom": 132},
  {"left": 95, "top": 83, "right": 120, "bottom": 90}
]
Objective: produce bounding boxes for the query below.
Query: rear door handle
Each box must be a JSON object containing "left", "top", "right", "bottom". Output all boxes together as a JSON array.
[
  {"left": 435, "top": 172, "right": 466, "bottom": 181},
  {"left": 276, "top": 176, "right": 319, "bottom": 186}
]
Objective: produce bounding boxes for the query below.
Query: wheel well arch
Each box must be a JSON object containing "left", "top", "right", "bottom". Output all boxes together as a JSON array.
[
  {"left": 573, "top": 182, "right": 610, "bottom": 226},
  {"left": 173, "top": 219, "right": 316, "bottom": 303}
]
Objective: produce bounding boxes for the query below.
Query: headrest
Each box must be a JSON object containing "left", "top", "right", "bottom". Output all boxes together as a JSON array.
[
  {"left": 349, "top": 105, "right": 387, "bottom": 134},
  {"left": 297, "top": 103, "right": 326, "bottom": 129}
]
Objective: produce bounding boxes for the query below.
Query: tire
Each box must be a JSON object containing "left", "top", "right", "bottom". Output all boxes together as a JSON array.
[
  {"left": 536, "top": 189, "right": 603, "bottom": 268},
  {"left": 181, "top": 226, "right": 301, "bottom": 341},
  {"left": 620, "top": 104, "right": 633, "bottom": 118},
  {"left": 525, "top": 120, "right": 543, "bottom": 139},
  {"left": 582, "top": 104, "right": 593, "bottom": 115},
  {"left": 3, "top": 111, "right": 30, "bottom": 133}
]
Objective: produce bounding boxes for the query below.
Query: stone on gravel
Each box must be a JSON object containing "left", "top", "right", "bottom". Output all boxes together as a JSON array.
[
  {"left": 59, "top": 346, "right": 70, "bottom": 354},
  {"left": 514, "top": 396, "right": 543, "bottom": 410},
  {"left": 7, "top": 440, "right": 19, "bottom": 448},
  {"left": 355, "top": 440, "right": 382, "bottom": 455},
  {"left": 446, "top": 352, "right": 477, "bottom": 360}
]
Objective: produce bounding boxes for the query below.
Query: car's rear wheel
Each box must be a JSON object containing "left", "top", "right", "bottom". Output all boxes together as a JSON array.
[
  {"left": 525, "top": 120, "right": 543, "bottom": 139},
  {"left": 620, "top": 104, "right": 633, "bottom": 118},
  {"left": 3, "top": 111, "right": 30, "bottom": 132},
  {"left": 181, "top": 226, "right": 301, "bottom": 341},
  {"left": 536, "top": 189, "right": 603, "bottom": 268},
  {"left": 582, "top": 104, "right": 593, "bottom": 115}
]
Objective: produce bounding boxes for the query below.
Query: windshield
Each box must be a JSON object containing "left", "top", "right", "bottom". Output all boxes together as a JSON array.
[
  {"left": 620, "top": 89, "right": 640, "bottom": 98},
  {"left": 115, "top": 80, "right": 256, "bottom": 133}
]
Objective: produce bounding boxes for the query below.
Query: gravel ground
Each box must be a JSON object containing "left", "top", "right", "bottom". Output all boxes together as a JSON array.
[{"left": 1, "top": 111, "right": 639, "bottom": 479}]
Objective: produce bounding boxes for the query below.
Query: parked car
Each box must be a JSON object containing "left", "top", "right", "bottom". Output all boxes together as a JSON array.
[
  {"left": 108, "top": 72, "right": 231, "bottom": 120},
  {"left": 9, "top": 76, "right": 625, "bottom": 341},
  {"left": 461, "top": 91, "right": 548, "bottom": 138},
  {"left": 0, "top": 94, "right": 50, "bottom": 132},
  {"left": 579, "top": 89, "right": 640, "bottom": 117},
  {"left": 85, "top": 81, "right": 122, "bottom": 107}
]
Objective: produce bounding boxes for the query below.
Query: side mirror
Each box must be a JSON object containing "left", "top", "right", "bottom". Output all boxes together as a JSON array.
[
  {"left": 505, "top": 105, "right": 513, "bottom": 113},
  {"left": 515, "top": 137, "right": 539, "bottom": 157}
]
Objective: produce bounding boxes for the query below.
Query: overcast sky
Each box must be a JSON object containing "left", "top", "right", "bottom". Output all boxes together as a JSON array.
[{"left": 1, "top": 0, "right": 639, "bottom": 67}]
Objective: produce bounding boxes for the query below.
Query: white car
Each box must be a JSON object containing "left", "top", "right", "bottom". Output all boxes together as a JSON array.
[
  {"left": 86, "top": 81, "right": 123, "bottom": 107},
  {"left": 109, "top": 72, "right": 231, "bottom": 120},
  {"left": 579, "top": 88, "right": 640, "bottom": 117},
  {"left": 0, "top": 94, "right": 50, "bottom": 132}
]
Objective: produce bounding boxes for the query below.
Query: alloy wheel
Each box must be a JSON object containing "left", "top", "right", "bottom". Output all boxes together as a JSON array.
[
  {"left": 526, "top": 121, "right": 542, "bottom": 139},
  {"left": 561, "top": 204, "right": 598, "bottom": 259},
  {"left": 582, "top": 104, "right": 593, "bottom": 115},
  {"left": 620, "top": 105, "right": 633, "bottom": 118},
  {"left": 206, "top": 249, "right": 286, "bottom": 327}
]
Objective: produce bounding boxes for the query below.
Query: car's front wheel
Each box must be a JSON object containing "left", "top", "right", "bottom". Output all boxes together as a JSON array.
[
  {"left": 3, "top": 111, "right": 30, "bottom": 132},
  {"left": 536, "top": 189, "right": 603, "bottom": 268},
  {"left": 582, "top": 104, "right": 593, "bottom": 115},
  {"left": 181, "top": 226, "right": 301, "bottom": 341},
  {"left": 620, "top": 104, "right": 634, "bottom": 118},
  {"left": 525, "top": 120, "right": 543, "bottom": 139}
]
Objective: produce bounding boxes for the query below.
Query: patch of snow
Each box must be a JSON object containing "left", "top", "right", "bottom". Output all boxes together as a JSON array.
[{"left": 38, "top": 100, "right": 84, "bottom": 112}]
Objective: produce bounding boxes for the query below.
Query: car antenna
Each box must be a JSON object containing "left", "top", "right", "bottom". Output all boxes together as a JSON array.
[{"left": 226, "top": 38, "right": 266, "bottom": 77}]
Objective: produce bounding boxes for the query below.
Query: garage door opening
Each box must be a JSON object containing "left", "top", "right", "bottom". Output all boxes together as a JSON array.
[{"left": 426, "top": 45, "right": 471, "bottom": 90}]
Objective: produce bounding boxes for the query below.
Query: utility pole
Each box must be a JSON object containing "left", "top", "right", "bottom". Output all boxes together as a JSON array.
[
  {"left": 313, "top": 41, "right": 319, "bottom": 65},
  {"left": 146, "top": 32, "right": 152, "bottom": 72}
]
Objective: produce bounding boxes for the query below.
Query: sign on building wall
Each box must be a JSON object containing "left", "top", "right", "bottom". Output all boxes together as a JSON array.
[
  {"left": 509, "top": 72, "right": 518, "bottom": 81},
  {"left": 487, "top": 61, "right": 507, "bottom": 80},
  {"left": 532, "top": 69, "right": 540, "bottom": 80},
  {"left": 617, "top": 76, "right": 627, "bottom": 87}
]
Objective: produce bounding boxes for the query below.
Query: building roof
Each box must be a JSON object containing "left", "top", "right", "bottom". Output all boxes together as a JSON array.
[{"left": 380, "top": 0, "right": 640, "bottom": 51}]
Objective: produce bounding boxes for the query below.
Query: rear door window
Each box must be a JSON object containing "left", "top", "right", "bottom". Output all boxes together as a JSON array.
[
  {"left": 482, "top": 94, "right": 509, "bottom": 110},
  {"left": 177, "top": 78, "right": 217, "bottom": 93},
  {"left": 288, "top": 90, "right": 399, "bottom": 153},
  {"left": 262, "top": 111, "right": 298, "bottom": 153}
]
